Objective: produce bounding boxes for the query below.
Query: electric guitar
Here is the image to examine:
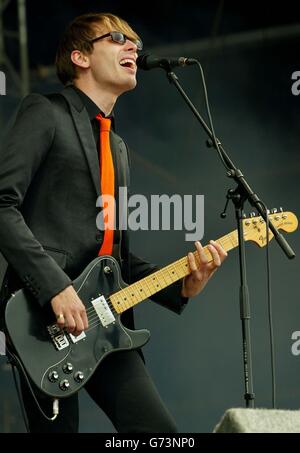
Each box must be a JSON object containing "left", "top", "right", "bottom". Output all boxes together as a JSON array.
[{"left": 4, "top": 211, "right": 298, "bottom": 398}]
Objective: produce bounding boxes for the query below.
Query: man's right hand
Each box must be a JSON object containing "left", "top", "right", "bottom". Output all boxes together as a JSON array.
[{"left": 51, "top": 285, "right": 88, "bottom": 336}]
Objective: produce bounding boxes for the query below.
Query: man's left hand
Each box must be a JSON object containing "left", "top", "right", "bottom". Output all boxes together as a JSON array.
[{"left": 181, "top": 240, "right": 227, "bottom": 298}]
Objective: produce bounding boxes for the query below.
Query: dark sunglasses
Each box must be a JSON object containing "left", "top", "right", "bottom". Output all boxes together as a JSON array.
[{"left": 90, "top": 31, "right": 143, "bottom": 51}]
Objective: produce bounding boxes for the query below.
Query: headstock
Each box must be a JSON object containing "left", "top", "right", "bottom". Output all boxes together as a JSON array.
[{"left": 243, "top": 210, "right": 298, "bottom": 247}]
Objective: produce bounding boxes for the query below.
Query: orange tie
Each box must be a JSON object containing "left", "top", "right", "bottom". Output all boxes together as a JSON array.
[{"left": 96, "top": 114, "right": 115, "bottom": 256}]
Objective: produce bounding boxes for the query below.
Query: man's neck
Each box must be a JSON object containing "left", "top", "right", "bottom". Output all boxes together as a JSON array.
[{"left": 74, "top": 81, "right": 116, "bottom": 116}]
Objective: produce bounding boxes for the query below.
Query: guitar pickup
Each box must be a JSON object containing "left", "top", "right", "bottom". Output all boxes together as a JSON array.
[{"left": 92, "top": 295, "right": 115, "bottom": 327}]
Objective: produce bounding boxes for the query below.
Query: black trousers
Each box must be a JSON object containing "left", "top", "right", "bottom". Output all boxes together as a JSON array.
[{"left": 19, "top": 350, "right": 178, "bottom": 433}]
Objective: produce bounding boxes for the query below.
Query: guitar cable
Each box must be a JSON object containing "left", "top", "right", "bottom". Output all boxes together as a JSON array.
[
  {"left": 257, "top": 200, "right": 276, "bottom": 409},
  {"left": 6, "top": 344, "right": 60, "bottom": 428},
  {"left": 194, "top": 60, "right": 276, "bottom": 408}
]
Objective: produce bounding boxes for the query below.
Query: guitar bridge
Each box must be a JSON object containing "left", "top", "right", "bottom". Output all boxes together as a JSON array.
[{"left": 92, "top": 295, "right": 115, "bottom": 327}]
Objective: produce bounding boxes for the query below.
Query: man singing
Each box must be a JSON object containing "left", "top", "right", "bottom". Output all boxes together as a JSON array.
[{"left": 0, "top": 12, "right": 227, "bottom": 432}]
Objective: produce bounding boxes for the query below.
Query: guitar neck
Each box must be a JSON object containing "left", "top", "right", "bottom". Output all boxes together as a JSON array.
[{"left": 110, "top": 230, "right": 239, "bottom": 314}]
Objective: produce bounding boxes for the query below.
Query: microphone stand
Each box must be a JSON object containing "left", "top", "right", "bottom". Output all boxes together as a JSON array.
[{"left": 164, "top": 68, "right": 296, "bottom": 408}]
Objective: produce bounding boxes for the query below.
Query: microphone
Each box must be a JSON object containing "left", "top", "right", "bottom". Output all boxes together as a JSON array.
[{"left": 136, "top": 54, "right": 197, "bottom": 70}]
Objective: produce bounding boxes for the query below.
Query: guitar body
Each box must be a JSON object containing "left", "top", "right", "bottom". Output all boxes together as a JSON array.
[{"left": 5, "top": 256, "right": 150, "bottom": 398}]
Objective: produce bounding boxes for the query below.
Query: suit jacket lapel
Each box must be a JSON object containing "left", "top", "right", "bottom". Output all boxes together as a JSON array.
[{"left": 60, "top": 87, "right": 100, "bottom": 197}]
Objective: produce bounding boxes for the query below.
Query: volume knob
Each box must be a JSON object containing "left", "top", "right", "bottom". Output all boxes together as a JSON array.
[
  {"left": 48, "top": 371, "right": 59, "bottom": 382},
  {"left": 74, "top": 371, "right": 85, "bottom": 383},
  {"left": 63, "top": 363, "right": 73, "bottom": 374},
  {"left": 59, "top": 379, "right": 70, "bottom": 391}
]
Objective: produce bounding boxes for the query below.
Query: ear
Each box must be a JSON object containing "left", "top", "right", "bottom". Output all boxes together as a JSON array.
[{"left": 71, "top": 50, "right": 90, "bottom": 69}]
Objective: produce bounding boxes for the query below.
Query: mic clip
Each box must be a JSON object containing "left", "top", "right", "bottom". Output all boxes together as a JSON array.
[{"left": 220, "top": 188, "right": 240, "bottom": 219}]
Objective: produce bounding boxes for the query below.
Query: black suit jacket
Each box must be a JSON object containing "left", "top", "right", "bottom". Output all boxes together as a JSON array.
[{"left": 0, "top": 86, "right": 188, "bottom": 325}]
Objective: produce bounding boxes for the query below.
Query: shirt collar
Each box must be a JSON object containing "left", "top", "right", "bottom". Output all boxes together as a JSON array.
[{"left": 71, "top": 85, "right": 115, "bottom": 127}]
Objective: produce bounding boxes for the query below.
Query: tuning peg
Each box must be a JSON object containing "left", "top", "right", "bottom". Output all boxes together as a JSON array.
[
  {"left": 271, "top": 208, "right": 278, "bottom": 214},
  {"left": 279, "top": 207, "right": 283, "bottom": 213},
  {"left": 249, "top": 212, "right": 256, "bottom": 218}
]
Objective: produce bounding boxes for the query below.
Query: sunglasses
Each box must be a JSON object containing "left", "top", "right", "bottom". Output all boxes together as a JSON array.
[{"left": 90, "top": 31, "right": 143, "bottom": 51}]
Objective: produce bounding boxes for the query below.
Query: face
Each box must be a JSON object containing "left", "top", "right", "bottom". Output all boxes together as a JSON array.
[{"left": 87, "top": 27, "right": 139, "bottom": 96}]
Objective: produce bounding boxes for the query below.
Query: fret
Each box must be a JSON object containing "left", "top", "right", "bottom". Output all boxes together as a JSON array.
[
  {"left": 218, "top": 237, "right": 226, "bottom": 250},
  {"left": 161, "top": 268, "right": 172, "bottom": 286},
  {"left": 143, "top": 275, "right": 153, "bottom": 298},
  {"left": 231, "top": 232, "right": 239, "bottom": 248},
  {"left": 216, "top": 232, "right": 238, "bottom": 252},
  {"left": 225, "top": 231, "right": 238, "bottom": 250},
  {"left": 140, "top": 279, "right": 152, "bottom": 299},
  {"left": 175, "top": 257, "right": 189, "bottom": 278},
  {"left": 135, "top": 280, "right": 149, "bottom": 301},
  {"left": 164, "top": 266, "right": 177, "bottom": 285},
  {"left": 118, "top": 286, "right": 131, "bottom": 311},
  {"left": 110, "top": 292, "right": 123, "bottom": 313},
  {"left": 157, "top": 270, "right": 169, "bottom": 290},
  {"left": 123, "top": 286, "right": 133, "bottom": 308},
  {"left": 149, "top": 272, "right": 164, "bottom": 292},
  {"left": 169, "top": 263, "right": 180, "bottom": 280},
  {"left": 129, "top": 283, "right": 141, "bottom": 305}
]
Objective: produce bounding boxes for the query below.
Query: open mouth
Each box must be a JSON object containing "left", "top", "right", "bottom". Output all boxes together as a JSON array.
[{"left": 119, "top": 59, "right": 136, "bottom": 70}]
